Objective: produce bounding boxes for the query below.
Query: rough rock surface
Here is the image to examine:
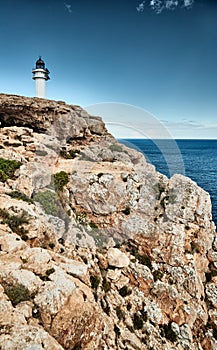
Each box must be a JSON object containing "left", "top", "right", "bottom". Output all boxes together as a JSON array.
[{"left": 0, "top": 93, "right": 216, "bottom": 349}]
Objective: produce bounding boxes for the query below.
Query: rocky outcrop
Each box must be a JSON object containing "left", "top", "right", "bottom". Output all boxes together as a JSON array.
[
  {"left": 0, "top": 93, "right": 107, "bottom": 137},
  {"left": 0, "top": 94, "right": 216, "bottom": 350}
]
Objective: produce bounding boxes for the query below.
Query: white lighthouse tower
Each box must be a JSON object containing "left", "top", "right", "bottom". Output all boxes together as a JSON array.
[{"left": 32, "top": 57, "right": 50, "bottom": 98}]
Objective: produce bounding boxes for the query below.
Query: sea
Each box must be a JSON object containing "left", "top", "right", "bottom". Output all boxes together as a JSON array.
[{"left": 120, "top": 139, "right": 217, "bottom": 227}]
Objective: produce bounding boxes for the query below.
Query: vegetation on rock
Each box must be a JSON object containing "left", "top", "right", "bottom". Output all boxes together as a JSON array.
[
  {"left": 102, "top": 277, "right": 111, "bottom": 293},
  {"left": 119, "top": 285, "right": 132, "bottom": 297},
  {"left": 34, "top": 190, "right": 59, "bottom": 216},
  {"left": 35, "top": 150, "right": 48, "bottom": 156},
  {"left": 0, "top": 157, "right": 21, "bottom": 182},
  {"left": 53, "top": 171, "right": 69, "bottom": 191},
  {"left": 0, "top": 208, "right": 29, "bottom": 235},
  {"left": 0, "top": 170, "right": 8, "bottom": 182},
  {"left": 4, "top": 283, "right": 31, "bottom": 306},
  {"left": 90, "top": 275, "right": 100, "bottom": 290},
  {"left": 133, "top": 312, "right": 144, "bottom": 330},
  {"left": 89, "top": 221, "right": 98, "bottom": 229},
  {"left": 130, "top": 246, "right": 152, "bottom": 270},
  {"left": 8, "top": 190, "right": 33, "bottom": 204},
  {"left": 109, "top": 144, "right": 123, "bottom": 152},
  {"left": 60, "top": 147, "right": 80, "bottom": 159}
]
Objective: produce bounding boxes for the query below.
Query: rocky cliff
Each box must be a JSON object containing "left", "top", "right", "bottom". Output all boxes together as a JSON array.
[{"left": 0, "top": 93, "right": 216, "bottom": 350}]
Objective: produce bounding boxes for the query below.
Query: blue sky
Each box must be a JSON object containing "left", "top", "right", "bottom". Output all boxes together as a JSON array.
[{"left": 0, "top": 0, "right": 217, "bottom": 138}]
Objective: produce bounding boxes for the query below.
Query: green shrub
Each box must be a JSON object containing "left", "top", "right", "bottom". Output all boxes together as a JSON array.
[
  {"left": 69, "top": 149, "right": 80, "bottom": 158},
  {"left": 53, "top": 171, "right": 69, "bottom": 191},
  {"left": 139, "top": 255, "right": 152, "bottom": 269},
  {"left": 116, "top": 306, "right": 125, "bottom": 320},
  {"left": 0, "top": 158, "right": 21, "bottom": 181},
  {"left": 3, "top": 141, "right": 22, "bottom": 147},
  {"left": 119, "top": 285, "right": 132, "bottom": 297},
  {"left": 131, "top": 247, "right": 152, "bottom": 270},
  {"left": 133, "top": 313, "right": 144, "bottom": 330},
  {"left": 59, "top": 148, "right": 80, "bottom": 159},
  {"left": 4, "top": 284, "right": 31, "bottom": 306},
  {"left": 35, "top": 150, "right": 48, "bottom": 156},
  {"left": 90, "top": 275, "right": 100, "bottom": 290},
  {"left": 46, "top": 268, "right": 55, "bottom": 276},
  {"left": 109, "top": 144, "right": 123, "bottom": 152},
  {"left": 0, "top": 170, "right": 8, "bottom": 182},
  {"left": 8, "top": 190, "right": 33, "bottom": 204},
  {"left": 33, "top": 190, "right": 59, "bottom": 216},
  {"left": 0, "top": 208, "right": 29, "bottom": 236},
  {"left": 89, "top": 221, "right": 98, "bottom": 229},
  {"left": 102, "top": 277, "right": 111, "bottom": 293}
]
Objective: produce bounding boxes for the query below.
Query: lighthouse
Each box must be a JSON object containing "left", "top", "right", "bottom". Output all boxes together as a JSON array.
[{"left": 32, "top": 57, "right": 50, "bottom": 98}]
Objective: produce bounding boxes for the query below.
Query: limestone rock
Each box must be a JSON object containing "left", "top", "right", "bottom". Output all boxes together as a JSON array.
[
  {"left": 0, "top": 94, "right": 107, "bottom": 139},
  {"left": 107, "top": 248, "right": 130, "bottom": 268},
  {"left": 206, "top": 283, "right": 217, "bottom": 308},
  {"left": 34, "top": 268, "right": 76, "bottom": 316},
  {"left": 0, "top": 324, "right": 64, "bottom": 350},
  {"left": 0, "top": 94, "right": 216, "bottom": 350}
]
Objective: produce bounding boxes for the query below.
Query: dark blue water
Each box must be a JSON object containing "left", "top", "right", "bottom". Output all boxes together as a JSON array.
[{"left": 120, "top": 139, "right": 217, "bottom": 226}]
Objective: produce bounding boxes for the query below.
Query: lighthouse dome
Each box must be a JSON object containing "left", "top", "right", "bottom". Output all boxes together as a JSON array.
[{"left": 35, "top": 56, "right": 45, "bottom": 69}]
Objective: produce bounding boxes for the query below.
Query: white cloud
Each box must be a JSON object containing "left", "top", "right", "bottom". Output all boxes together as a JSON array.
[
  {"left": 150, "top": 0, "right": 164, "bottom": 14},
  {"left": 159, "top": 119, "right": 217, "bottom": 139},
  {"left": 165, "top": 0, "right": 179, "bottom": 10},
  {"left": 183, "top": 0, "right": 194, "bottom": 8},
  {"left": 64, "top": 3, "right": 72, "bottom": 13},
  {"left": 85, "top": 103, "right": 215, "bottom": 139},
  {"left": 137, "top": 0, "right": 194, "bottom": 14},
  {"left": 136, "top": 1, "right": 146, "bottom": 13}
]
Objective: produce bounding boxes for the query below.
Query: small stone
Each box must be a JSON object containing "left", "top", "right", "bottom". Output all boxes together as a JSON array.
[
  {"left": 107, "top": 269, "right": 121, "bottom": 281},
  {"left": 107, "top": 248, "right": 130, "bottom": 268}
]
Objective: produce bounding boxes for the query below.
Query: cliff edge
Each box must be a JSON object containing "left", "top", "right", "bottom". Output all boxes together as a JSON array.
[{"left": 0, "top": 93, "right": 216, "bottom": 350}]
